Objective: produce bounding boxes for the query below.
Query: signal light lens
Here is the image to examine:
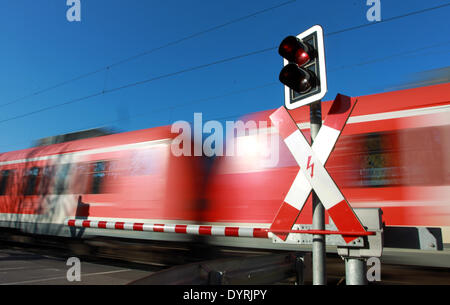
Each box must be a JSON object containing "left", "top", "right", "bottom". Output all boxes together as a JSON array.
[
  {"left": 278, "top": 36, "right": 311, "bottom": 66},
  {"left": 295, "top": 49, "right": 310, "bottom": 67},
  {"left": 279, "top": 64, "right": 315, "bottom": 94}
]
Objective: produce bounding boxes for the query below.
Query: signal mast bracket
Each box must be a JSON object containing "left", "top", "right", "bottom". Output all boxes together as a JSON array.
[
  {"left": 270, "top": 208, "right": 383, "bottom": 258},
  {"left": 336, "top": 208, "right": 383, "bottom": 258}
]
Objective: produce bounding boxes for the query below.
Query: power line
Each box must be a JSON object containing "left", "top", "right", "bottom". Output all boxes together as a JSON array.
[
  {"left": 329, "top": 41, "right": 450, "bottom": 71},
  {"left": 0, "top": 91, "right": 104, "bottom": 125},
  {"left": 88, "top": 45, "right": 450, "bottom": 127},
  {"left": 0, "top": 47, "right": 275, "bottom": 125},
  {"left": 0, "top": 3, "right": 449, "bottom": 125},
  {"left": 2, "top": 2, "right": 448, "bottom": 109},
  {"left": 327, "top": 2, "right": 450, "bottom": 36},
  {"left": 0, "top": 69, "right": 104, "bottom": 109},
  {"left": 107, "top": 0, "right": 296, "bottom": 69},
  {"left": 89, "top": 81, "right": 279, "bottom": 126},
  {"left": 0, "top": 0, "right": 296, "bottom": 109},
  {"left": 104, "top": 47, "right": 274, "bottom": 94},
  {"left": 1, "top": 43, "right": 449, "bottom": 150},
  {"left": 1, "top": 35, "right": 448, "bottom": 127},
  {"left": 0, "top": 82, "right": 278, "bottom": 150}
]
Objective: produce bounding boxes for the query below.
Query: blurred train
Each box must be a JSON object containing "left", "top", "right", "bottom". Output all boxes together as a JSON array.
[{"left": 0, "top": 82, "right": 449, "bottom": 251}]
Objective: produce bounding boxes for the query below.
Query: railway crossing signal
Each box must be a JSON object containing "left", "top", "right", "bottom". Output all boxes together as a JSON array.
[
  {"left": 65, "top": 25, "right": 384, "bottom": 286},
  {"left": 275, "top": 25, "right": 383, "bottom": 284},
  {"left": 278, "top": 25, "right": 327, "bottom": 109}
]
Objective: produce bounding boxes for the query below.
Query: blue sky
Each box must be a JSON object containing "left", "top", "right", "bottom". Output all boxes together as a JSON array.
[{"left": 0, "top": 0, "right": 449, "bottom": 152}]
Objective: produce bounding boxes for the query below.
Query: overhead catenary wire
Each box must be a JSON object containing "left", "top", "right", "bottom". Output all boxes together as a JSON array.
[
  {"left": 1, "top": 2, "right": 448, "bottom": 110},
  {"left": 326, "top": 2, "right": 450, "bottom": 36},
  {"left": 0, "top": 0, "right": 297, "bottom": 109},
  {"left": 0, "top": 40, "right": 448, "bottom": 126},
  {"left": 1, "top": 40, "right": 448, "bottom": 151},
  {"left": 1, "top": 40, "right": 448, "bottom": 152},
  {"left": 0, "top": 0, "right": 447, "bottom": 148},
  {"left": 86, "top": 41, "right": 450, "bottom": 126},
  {"left": 0, "top": 81, "right": 279, "bottom": 150},
  {"left": 0, "top": 47, "right": 275, "bottom": 125},
  {"left": 0, "top": 3, "right": 448, "bottom": 152},
  {"left": 329, "top": 41, "right": 450, "bottom": 71}
]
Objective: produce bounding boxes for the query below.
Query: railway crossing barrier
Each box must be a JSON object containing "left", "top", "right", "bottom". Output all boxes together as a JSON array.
[{"left": 65, "top": 208, "right": 382, "bottom": 285}]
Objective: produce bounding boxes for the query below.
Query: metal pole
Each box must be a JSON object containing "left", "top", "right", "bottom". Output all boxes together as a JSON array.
[
  {"left": 345, "top": 258, "right": 367, "bottom": 285},
  {"left": 310, "top": 100, "right": 326, "bottom": 285}
]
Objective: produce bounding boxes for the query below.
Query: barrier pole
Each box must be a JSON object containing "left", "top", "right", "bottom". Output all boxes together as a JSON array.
[{"left": 345, "top": 258, "right": 367, "bottom": 285}]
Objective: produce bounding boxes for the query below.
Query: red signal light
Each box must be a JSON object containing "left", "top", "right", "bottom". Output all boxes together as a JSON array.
[
  {"left": 279, "top": 63, "right": 315, "bottom": 94},
  {"left": 278, "top": 36, "right": 312, "bottom": 66},
  {"left": 278, "top": 26, "right": 327, "bottom": 109}
]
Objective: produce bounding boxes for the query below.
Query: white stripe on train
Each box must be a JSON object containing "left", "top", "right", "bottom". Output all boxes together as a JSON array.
[
  {"left": 0, "top": 104, "right": 449, "bottom": 166},
  {"left": 0, "top": 138, "right": 171, "bottom": 166}
]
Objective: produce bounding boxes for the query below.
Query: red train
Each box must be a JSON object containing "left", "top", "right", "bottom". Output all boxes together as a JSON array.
[{"left": 0, "top": 83, "right": 449, "bottom": 249}]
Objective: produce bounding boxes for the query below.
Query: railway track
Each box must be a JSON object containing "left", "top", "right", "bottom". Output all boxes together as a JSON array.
[{"left": 2, "top": 228, "right": 450, "bottom": 285}]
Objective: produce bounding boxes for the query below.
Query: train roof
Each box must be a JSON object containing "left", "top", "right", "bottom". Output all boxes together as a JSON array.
[
  {"left": 242, "top": 82, "right": 450, "bottom": 124},
  {"left": 0, "top": 83, "right": 448, "bottom": 162},
  {"left": 0, "top": 124, "right": 173, "bottom": 162}
]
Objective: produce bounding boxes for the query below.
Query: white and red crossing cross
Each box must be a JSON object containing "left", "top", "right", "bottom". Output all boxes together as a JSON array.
[{"left": 269, "top": 94, "right": 366, "bottom": 243}]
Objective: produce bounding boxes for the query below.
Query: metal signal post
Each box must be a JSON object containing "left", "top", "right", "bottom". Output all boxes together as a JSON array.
[
  {"left": 309, "top": 100, "right": 326, "bottom": 285},
  {"left": 277, "top": 25, "right": 329, "bottom": 285}
]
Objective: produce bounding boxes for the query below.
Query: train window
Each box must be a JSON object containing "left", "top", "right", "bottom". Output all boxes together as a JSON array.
[
  {"left": 359, "top": 132, "right": 400, "bottom": 187},
  {"left": 24, "top": 167, "right": 40, "bottom": 196},
  {"left": 397, "top": 126, "right": 447, "bottom": 186},
  {"left": 0, "top": 170, "right": 11, "bottom": 195},
  {"left": 91, "top": 161, "right": 108, "bottom": 194},
  {"left": 55, "top": 164, "right": 71, "bottom": 194},
  {"left": 71, "top": 163, "right": 89, "bottom": 194},
  {"left": 39, "top": 166, "right": 55, "bottom": 195}
]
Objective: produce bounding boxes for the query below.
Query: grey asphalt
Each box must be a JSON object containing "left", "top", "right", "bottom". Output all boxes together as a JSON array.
[
  {"left": 0, "top": 247, "right": 156, "bottom": 285},
  {"left": 2, "top": 245, "right": 450, "bottom": 285}
]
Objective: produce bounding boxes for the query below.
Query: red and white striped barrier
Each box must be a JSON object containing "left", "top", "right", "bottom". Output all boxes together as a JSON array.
[
  {"left": 65, "top": 219, "right": 374, "bottom": 239},
  {"left": 269, "top": 94, "right": 366, "bottom": 243},
  {"left": 65, "top": 219, "right": 270, "bottom": 238}
]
